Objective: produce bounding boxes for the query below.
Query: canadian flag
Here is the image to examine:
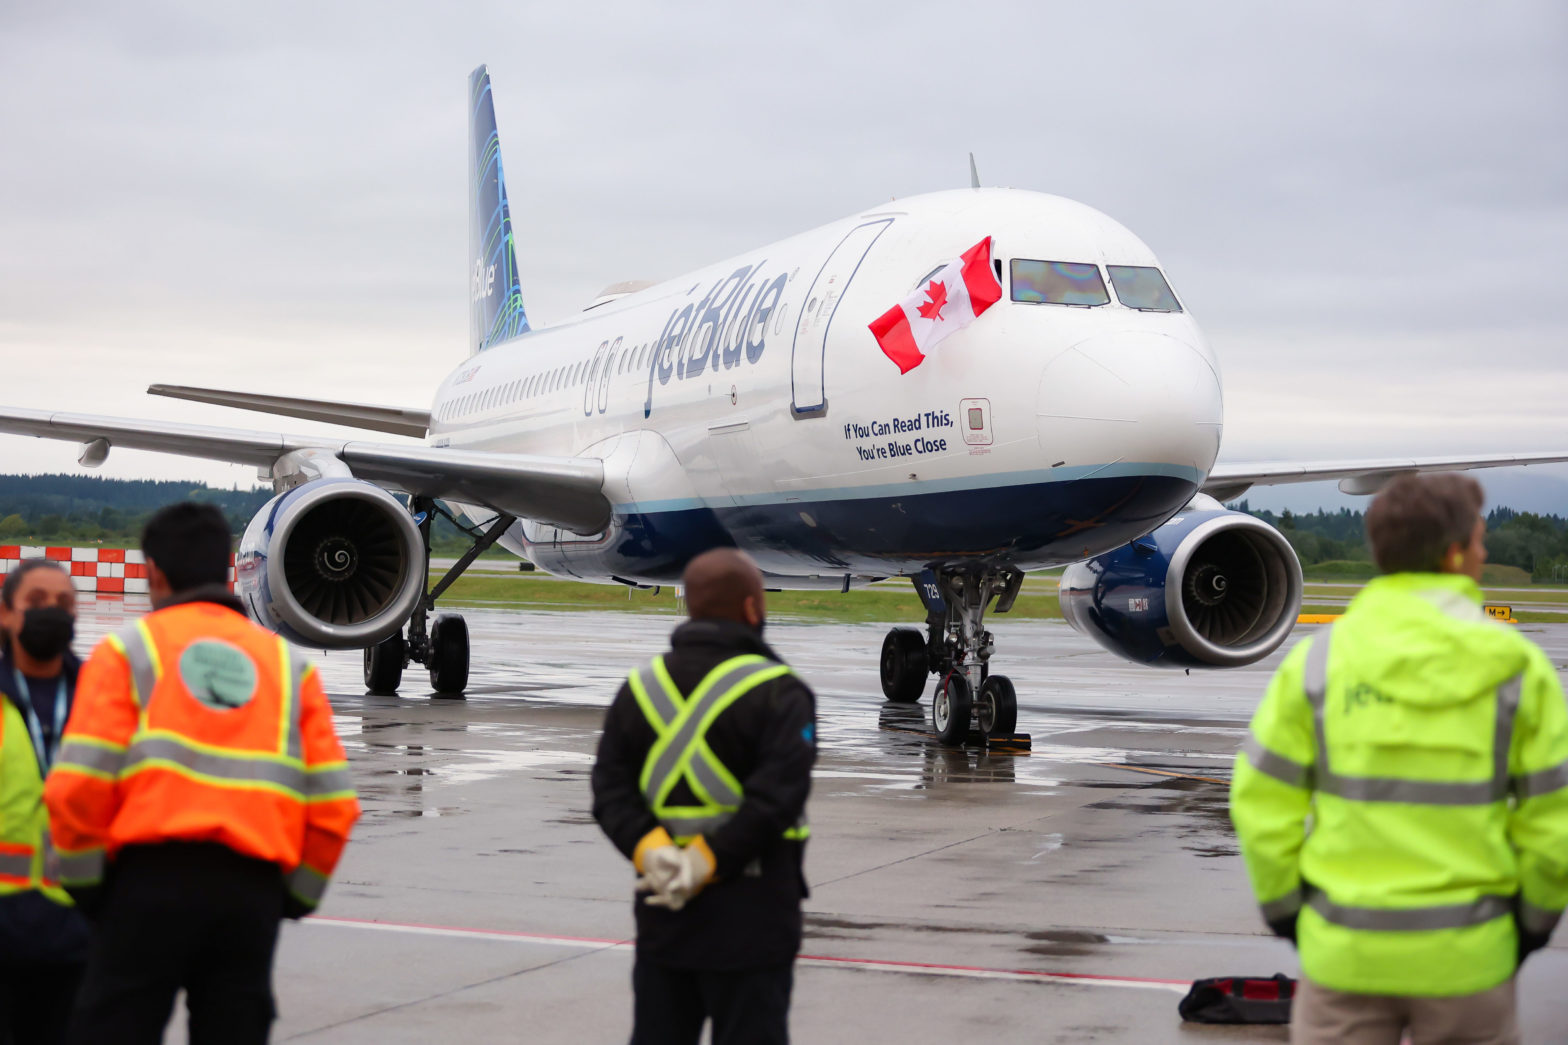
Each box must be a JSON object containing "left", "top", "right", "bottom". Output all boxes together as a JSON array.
[{"left": 868, "top": 236, "right": 1002, "bottom": 374}]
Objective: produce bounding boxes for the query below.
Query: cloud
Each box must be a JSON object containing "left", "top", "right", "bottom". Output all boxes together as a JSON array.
[{"left": 0, "top": 0, "right": 1563, "bottom": 510}]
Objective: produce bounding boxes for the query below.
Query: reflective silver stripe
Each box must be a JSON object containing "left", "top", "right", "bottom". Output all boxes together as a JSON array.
[
  {"left": 1318, "top": 775, "right": 1498, "bottom": 805},
  {"left": 1494, "top": 674, "right": 1522, "bottom": 792},
  {"left": 1516, "top": 759, "right": 1568, "bottom": 799},
  {"left": 284, "top": 646, "right": 309, "bottom": 760},
  {"left": 55, "top": 740, "right": 125, "bottom": 777},
  {"left": 1241, "top": 734, "right": 1311, "bottom": 788},
  {"left": 1259, "top": 888, "right": 1302, "bottom": 922},
  {"left": 658, "top": 812, "right": 734, "bottom": 838},
  {"left": 56, "top": 849, "right": 104, "bottom": 885},
  {"left": 1518, "top": 899, "right": 1563, "bottom": 937},
  {"left": 687, "top": 747, "right": 742, "bottom": 807},
  {"left": 1307, "top": 627, "right": 1522, "bottom": 806},
  {"left": 114, "top": 623, "right": 159, "bottom": 707},
  {"left": 1302, "top": 627, "right": 1332, "bottom": 708},
  {"left": 633, "top": 660, "right": 681, "bottom": 729},
  {"left": 0, "top": 851, "right": 32, "bottom": 880},
  {"left": 643, "top": 658, "right": 782, "bottom": 809},
  {"left": 305, "top": 766, "right": 354, "bottom": 798},
  {"left": 124, "top": 736, "right": 305, "bottom": 793},
  {"left": 1306, "top": 887, "right": 1511, "bottom": 931},
  {"left": 286, "top": 865, "right": 328, "bottom": 906}
]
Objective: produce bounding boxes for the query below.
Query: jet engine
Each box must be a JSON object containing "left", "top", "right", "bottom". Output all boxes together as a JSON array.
[
  {"left": 1059, "top": 498, "right": 1303, "bottom": 668},
  {"left": 236, "top": 478, "right": 424, "bottom": 649}
]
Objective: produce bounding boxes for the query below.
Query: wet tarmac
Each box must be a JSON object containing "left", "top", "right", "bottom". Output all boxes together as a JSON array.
[{"left": 69, "top": 596, "right": 1568, "bottom": 1043}]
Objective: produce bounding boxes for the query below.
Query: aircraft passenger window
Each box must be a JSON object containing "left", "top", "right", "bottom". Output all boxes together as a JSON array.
[
  {"left": 1010, "top": 259, "right": 1109, "bottom": 306},
  {"left": 1107, "top": 266, "right": 1182, "bottom": 312}
]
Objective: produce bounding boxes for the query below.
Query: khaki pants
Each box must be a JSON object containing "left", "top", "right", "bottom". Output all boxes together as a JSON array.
[{"left": 1291, "top": 976, "right": 1518, "bottom": 1045}]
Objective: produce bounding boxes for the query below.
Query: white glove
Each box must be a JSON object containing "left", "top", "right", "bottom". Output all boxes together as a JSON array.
[
  {"left": 634, "top": 844, "right": 683, "bottom": 897},
  {"left": 643, "top": 840, "right": 715, "bottom": 911}
]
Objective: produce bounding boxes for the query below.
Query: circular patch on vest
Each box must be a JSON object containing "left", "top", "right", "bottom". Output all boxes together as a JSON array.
[{"left": 179, "top": 640, "right": 258, "bottom": 710}]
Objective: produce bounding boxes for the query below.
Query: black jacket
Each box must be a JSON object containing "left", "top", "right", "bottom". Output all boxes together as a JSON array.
[
  {"left": 0, "top": 648, "right": 91, "bottom": 966},
  {"left": 592, "top": 619, "right": 816, "bottom": 970}
]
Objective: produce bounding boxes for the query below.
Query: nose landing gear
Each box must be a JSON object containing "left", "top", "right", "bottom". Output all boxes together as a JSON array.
[{"left": 878, "top": 565, "right": 1025, "bottom": 746}]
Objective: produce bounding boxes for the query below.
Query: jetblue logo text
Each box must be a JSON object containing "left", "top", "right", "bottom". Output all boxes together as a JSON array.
[{"left": 644, "top": 262, "right": 787, "bottom": 417}]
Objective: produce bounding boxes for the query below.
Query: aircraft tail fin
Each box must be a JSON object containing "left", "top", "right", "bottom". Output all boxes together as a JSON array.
[{"left": 468, "top": 65, "right": 530, "bottom": 354}]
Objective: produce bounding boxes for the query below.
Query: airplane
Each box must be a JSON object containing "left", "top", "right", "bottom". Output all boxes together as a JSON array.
[{"left": 3, "top": 65, "right": 1565, "bottom": 746}]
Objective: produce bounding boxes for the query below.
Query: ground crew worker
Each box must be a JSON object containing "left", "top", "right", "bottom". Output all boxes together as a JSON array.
[
  {"left": 1231, "top": 473, "right": 1568, "bottom": 1045},
  {"left": 0, "top": 559, "right": 90, "bottom": 1044},
  {"left": 43, "top": 503, "right": 361, "bottom": 1045},
  {"left": 592, "top": 548, "right": 816, "bottom": 1045}
]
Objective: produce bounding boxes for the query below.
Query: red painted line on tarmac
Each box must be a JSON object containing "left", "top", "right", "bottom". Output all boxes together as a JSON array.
[{"left": 306, "top": 915, "right": 1189, "bottom": 992}]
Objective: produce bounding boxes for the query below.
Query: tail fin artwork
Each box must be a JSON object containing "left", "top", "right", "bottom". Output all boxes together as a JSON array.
[{"left": 468, "top": 65, "right": 530, "bottom": 354}]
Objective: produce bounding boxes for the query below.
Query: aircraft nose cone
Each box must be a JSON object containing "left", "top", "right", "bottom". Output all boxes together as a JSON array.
[{"left": 1036, "top": 331, "right": 1222, "bottom": 480}]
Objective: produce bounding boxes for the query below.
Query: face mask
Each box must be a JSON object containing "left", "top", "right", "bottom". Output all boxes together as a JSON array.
[{"left": 17, "top": 606, "right": 75, "bottom": 662}]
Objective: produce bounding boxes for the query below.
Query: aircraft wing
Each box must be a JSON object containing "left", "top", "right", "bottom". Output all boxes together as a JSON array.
[
  {"left": 0, "top": 407, "right": 609, "bottom": 534},
  {"left": 147, "top": 384, "right": 431, "bottom": 438},
  {"left": 1203, "top": 452, "right": 1568, "bottom": 502}
]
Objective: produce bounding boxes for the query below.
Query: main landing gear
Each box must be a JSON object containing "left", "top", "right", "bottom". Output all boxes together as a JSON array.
[
  {"left": 364, "top": 498, "right": 517, "bottom": 698},
  {"left": 878, "top": 566, "right": 1024, "bottom": 746}
]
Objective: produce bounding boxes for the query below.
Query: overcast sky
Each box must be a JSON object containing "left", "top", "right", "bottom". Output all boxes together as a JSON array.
[{"left": 0, "top": 1, "right": 1564, "bottom": 509}]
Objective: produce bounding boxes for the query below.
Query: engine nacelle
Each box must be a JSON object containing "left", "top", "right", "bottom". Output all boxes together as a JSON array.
[
  {"left": 1059, "top": 501, "right": 1303, "bottom": 668},
  {"left": 237, "top": 479, "right": 424, "bottom": 649}
]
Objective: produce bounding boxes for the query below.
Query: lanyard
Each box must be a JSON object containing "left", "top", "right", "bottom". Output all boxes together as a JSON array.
[{"left": 13, "top": 670, "right": 68, "bottom": 773}]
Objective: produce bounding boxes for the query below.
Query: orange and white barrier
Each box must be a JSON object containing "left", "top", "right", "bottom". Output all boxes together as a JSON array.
[{"left": 0, "top": 547, "right": 237, "bottom": 595}]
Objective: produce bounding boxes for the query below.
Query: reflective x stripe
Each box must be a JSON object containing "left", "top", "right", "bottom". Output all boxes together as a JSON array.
[
  {"left": 1515, "top": 759, "right": 1568, "bottom": 800},
  {"left": 1305, "top": 886, "right": 1511, "bottom": 931},
  {"left": 109, "top": 622, "right": 160, "bottom": 708},
  {"left": 287, "top": 864, "right": 328, "bottom": 907},
  {"left": 56, "top": 848, "right": 104, "bottom": 886},
  {"left": 1518, "top": 899, "right": 1563, "bottom": 937},
  {"left": 54, "top": 739, "right": 126, "bottom": 779},
  {"left": 628, "top": 658, "right": 681, "bottom": 731},
  {"left": 124, "top": 734, "right": 306, "bottom": 795},
  {"left": 1303, "top": 627, "right": 1524, "bottom": 805},
  {"left": 1241, "top": 734, "right": 1311, "bottom": 788},
  {"left": 643, "top": 657, "right": 785, "bottom": 806}
]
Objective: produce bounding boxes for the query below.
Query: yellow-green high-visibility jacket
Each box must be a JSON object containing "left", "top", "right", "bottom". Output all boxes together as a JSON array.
[
  {"left": 1231, "top": 573, "right": 1568, "bottom": 996},
  {"left": 0, "top": 694, "right": 72, "bottom": 908}
]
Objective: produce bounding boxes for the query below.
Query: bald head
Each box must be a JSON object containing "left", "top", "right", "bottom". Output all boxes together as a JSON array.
[{"left": 683, "top": 548, "right": 766, "bottom": 629}]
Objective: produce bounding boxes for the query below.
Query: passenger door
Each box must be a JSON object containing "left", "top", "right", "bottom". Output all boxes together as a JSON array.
[{"left": 790, "top": 219, "right": 894, "bottom": 418}]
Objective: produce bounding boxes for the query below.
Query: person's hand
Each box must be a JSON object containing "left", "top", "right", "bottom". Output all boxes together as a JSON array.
[
  {"left": 643, "top": 838, "right": 716, "bottom": 912},
  {"left": 634, "top": 844, "right": 683, "bottom": 897}
]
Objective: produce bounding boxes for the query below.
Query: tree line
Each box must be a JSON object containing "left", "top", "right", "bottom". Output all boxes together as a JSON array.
[
  {"left": 1230, "top": 502, "right": 1568, "bottom": 581},
  {"left": 0, "top": 474, "right": 474, "bottom": 551}
]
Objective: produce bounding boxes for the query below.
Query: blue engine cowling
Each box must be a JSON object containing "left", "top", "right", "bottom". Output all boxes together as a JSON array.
[
  {"left": 236, "top": 478, "right": 425, "bottom": 649},
  {"left": 1059, "top": 498, "right": 1303, "bottom": 668}
]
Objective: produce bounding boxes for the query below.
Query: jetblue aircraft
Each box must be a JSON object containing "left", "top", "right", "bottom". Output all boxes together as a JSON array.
[{"left": 3, "top": 66, "right": 1563, "bottom": 744}]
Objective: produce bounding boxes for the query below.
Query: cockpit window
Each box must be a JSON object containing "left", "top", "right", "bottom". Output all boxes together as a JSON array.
[
  {"left": 1107, "top": 266, "right": 1182, "bottom": 312},
  {"left": 1010, "top": 260, "right": 1109, "bottom": 307}
]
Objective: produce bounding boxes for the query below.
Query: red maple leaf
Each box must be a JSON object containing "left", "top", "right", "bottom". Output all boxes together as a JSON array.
[{"left": 917, "top": 279, "right": 948, "bottom": 321}]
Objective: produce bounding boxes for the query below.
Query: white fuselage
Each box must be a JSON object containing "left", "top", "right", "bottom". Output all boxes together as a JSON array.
[{"left": 426, "top": 188, "right": 1224, "bottom": 586}]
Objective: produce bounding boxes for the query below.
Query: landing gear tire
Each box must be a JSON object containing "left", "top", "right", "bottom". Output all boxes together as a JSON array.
[
  {"left": 364, "top": 633, "right": 405, "bottom": 695},
  {"left": 428, "top": 614, "right": 470, "bottom": 697},
  {"left": 880, "top": 628, "right": 928, "bottom": 703},
  {"left": 977, "top": 674, "right": 1017, "bottom": 738},
  {"left": 932, "top": 673, "right": 972, "bottom": 746}
]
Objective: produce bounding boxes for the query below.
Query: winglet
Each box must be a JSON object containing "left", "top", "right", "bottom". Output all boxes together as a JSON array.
[{"left": 969, "top": 152, "right": 981, "bottom": 189}]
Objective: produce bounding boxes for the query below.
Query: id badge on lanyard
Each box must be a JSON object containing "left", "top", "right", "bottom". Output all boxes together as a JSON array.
[{"left": 14, "top": 669, "right": 68, "bottom": 773}]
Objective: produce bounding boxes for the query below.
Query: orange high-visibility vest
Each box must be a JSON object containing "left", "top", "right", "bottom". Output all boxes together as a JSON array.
[{"left": 44, "top": 600, "right": 360, "bottom": 910}]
